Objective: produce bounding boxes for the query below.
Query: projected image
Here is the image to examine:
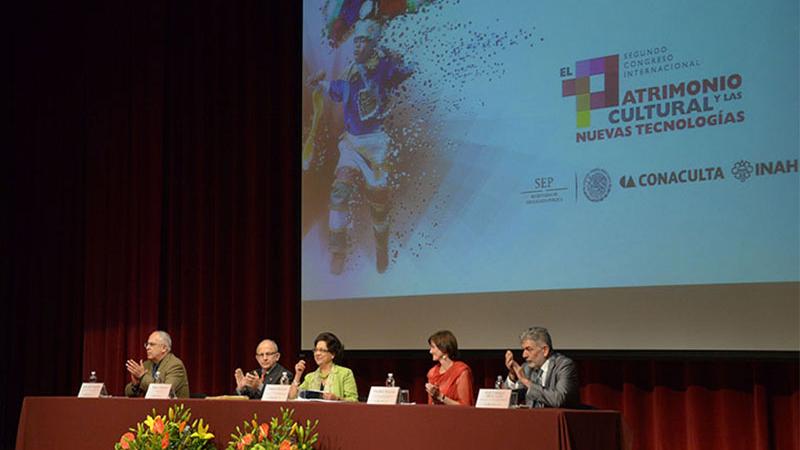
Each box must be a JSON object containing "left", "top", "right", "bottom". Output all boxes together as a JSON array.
[
  {"left": 304, "top": 5, "right": 413, "bottom": 278},
  {"left": 301, "top": 0, "right": 799, "bottom": 301}
]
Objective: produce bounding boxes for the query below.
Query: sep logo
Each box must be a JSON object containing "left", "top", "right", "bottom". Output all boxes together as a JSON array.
[
  {"left": 534, "top": 177, "right": 555, "bottom": 189},
  {"left": 522, "top": 175, "right": 568, "bottom": 206}
]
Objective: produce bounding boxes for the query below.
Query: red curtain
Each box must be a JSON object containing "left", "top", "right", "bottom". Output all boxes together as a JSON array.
[
  {"left": 77, "top": 0, "right": 302, "bottom": 398},
  {"left": 6, "top": 2, "right": 798, "bottom": 450},
  {"left": 578, "top": 359, "right": 799, "bottom": 450}
]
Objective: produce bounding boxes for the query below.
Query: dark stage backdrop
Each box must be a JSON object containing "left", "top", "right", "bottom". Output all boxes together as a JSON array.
[{"left": 6, "top": 2, "right": 798, "bottom": 450}]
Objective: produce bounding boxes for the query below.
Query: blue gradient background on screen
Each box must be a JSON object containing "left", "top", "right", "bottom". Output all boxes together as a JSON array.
[{"left": 301, "top": 0, "right": 799, "bottom": 300}]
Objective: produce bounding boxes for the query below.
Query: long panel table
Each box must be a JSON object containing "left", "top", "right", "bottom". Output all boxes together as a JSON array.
[{"left": 16, "top": 397, "right": 621, "bottom": 450}]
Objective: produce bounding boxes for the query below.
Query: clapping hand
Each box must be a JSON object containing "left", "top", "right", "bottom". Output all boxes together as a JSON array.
[
  {"left": 505, "top": 350, "right": 524, "bottom": 382},
  {"left": 244, "top": 370, "right": 262, "bottom": 389},
  {"left": 425, "top": 382, "right": 440, "bottom": 400},
  {"left": 126, "top": 359, "right": 146, "bottom": 384},
  {"left": 234, "top": 368, "right": 247, "bottom": 391}
]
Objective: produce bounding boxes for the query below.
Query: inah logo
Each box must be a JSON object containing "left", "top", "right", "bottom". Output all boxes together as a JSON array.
[
  {"left": 583, "top": 169, "right": 612, "bottom": 202},
  {"left": 731, "top": 160, "right": 753, "bottom": 182},
  {"left": 561, "top": 55, "right": 619, "bottom": 128},
  {"left": 732, "top": 159, "right": 798, "bottom": 181}
]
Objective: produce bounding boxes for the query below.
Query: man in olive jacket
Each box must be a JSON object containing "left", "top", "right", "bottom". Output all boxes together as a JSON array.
[{"left": 125, "top": 330, "right": 190, "bottom": 398}]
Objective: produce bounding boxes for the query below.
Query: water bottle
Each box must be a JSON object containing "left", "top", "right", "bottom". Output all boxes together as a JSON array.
[
  {"left": 279, "top": 371, "right": 291, "bottom": 385},
  {"left": 495, "top": 375, "right": 504, "bottom": 389},
  {"left": 89, "top": 371, "right": 98, "bottom": 383},
  {"left": 385, "top": 373, "right": 396, "bottom": 387},
  {"left": 154, "top": 370, "right": 162, "bottom": 384}
]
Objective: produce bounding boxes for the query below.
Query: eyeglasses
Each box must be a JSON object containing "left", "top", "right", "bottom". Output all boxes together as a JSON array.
[
  {"left": 313, "top": 348, "right": 331, "bottom": 353},
  {"left": 144, "top": 341, "right": 162, "bottom": 349},
  {"left": 256, "top": 351, "right": 278, "bottom": 357}
]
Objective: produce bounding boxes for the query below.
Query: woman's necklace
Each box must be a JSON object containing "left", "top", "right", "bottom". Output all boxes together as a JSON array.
[
  {"left": 319, "top": 364, "right": 333, "bottom": 381},
  {"left": 318, "top": 366, "right": 332, "bottom": 390}
]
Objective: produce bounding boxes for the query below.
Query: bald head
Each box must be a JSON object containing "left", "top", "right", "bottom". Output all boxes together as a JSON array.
[{"left": 255, "top": 339, "right": 280, "bottom": 371}]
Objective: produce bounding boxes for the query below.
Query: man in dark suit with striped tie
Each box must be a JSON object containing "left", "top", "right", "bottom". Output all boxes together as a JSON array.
[{"left": 234, "top": 339, "right": 290, "bottom": 399}]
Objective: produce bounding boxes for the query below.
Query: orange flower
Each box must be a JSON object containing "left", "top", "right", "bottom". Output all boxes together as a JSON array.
[
  {"left": 279, "top": 439, "right": 292, "bottom": 450},
  {"left": 242, "top": 433, "right": 254, "bottom": 445},
  {"left": 178, "top": 420, "right": 187, "bottom": 433},
  {"left": 152, "top": 416, "right": 165, "bottom": 434},
  {"left": 119, "top": 432, "right": 135, "bottom": 449},
  {"left": 160, "top": 432, "right": 169, "bottom": 449},
  {"left": 258, "top": 423, "right": 269, "bottom": 441},
  {"left": 236, "top": 441, "right": 244, "bottom": 450}
]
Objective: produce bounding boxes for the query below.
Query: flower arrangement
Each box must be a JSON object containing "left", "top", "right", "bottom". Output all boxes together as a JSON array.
[
  {"left": 226, "top": 408, "right": 319, "bottom": 450},
  {"left": 115, "top": 404, "right": 215, "bottom": 450}
]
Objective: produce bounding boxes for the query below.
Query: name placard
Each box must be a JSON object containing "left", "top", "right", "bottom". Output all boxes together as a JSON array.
[
  {"left": 366, "top": 386, "right": 400, "bottom": 405},
  {"left": 145, "top": 383, "right": 173, "bottom": 399},
  {"left": 475, "top": 389, "right": 513, "bottom": 409},
  {"left": 261, "top": 384, "right": 291, "bottom": 402},
  {"left": 77, "top": 382, "right": 107, "bottom": 398}
]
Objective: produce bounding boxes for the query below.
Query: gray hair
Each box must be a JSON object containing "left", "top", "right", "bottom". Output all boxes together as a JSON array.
[
  {"left": 155, "top": 330, "right": 173, "bottom": 351},
  {"left": 519, "top": 327, "right": 553, "bottom": 349}
]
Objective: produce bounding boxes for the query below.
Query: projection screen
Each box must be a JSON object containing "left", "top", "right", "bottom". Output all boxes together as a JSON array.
[{"left": 300, "top": 0, "right": 799, "bottom": 350}]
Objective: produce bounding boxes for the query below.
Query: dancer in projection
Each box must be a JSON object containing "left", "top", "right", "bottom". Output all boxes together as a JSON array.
[{"left": 306, "top": 13, "right": 412, "bottom": 275}]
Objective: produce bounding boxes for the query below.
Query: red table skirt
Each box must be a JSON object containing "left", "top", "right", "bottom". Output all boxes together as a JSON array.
[{"left": 16, "top": 397, "right": 621, "bottom": 450}]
